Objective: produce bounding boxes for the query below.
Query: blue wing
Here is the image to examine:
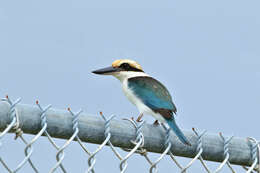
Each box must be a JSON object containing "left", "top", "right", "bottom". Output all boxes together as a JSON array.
[
  {"left": 128, "top": 76, "right": 191, "bottom": 145},
  {"left": 128, "top": 76, "right": 177, "bottom": 118}
]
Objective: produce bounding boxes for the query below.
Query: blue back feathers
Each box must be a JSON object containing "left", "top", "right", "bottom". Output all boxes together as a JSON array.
[{"left": 127, "top": 76, "right": 177, "bottom": 116}]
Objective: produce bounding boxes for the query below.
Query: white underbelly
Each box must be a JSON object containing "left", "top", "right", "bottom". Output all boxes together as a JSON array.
[{"left": 122, "top": 80, "right": 165, "bottom": 122}]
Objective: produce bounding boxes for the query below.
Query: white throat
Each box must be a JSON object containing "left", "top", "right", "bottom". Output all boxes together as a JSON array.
[{"left": 112, "top": 71, "right": 149, "bottom": 82}]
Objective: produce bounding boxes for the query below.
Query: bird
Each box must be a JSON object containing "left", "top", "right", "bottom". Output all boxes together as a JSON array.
[{"left": 92, "top": 59, "right": 191, "bottom": 146}]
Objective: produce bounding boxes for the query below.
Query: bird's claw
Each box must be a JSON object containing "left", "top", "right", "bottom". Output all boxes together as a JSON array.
[
  {"left": 136, "top": 118, "right": 143, "bottom": 122},
  {"left": 136, "top": 113, "right": 144, "bottom": 123},
  {"left": 153, "top": 120, "right": 159, "bottom": 126}
]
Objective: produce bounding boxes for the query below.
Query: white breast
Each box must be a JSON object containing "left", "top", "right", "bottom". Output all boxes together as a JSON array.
[
  {"left": 112, "top": 71, "right": 166, "bottom": 122},
  {"left": 121, "top": 77, "right": 166, "bottom": 123},
  {"left": 122, "top": 79, "right": 146, "bottom": 111}
]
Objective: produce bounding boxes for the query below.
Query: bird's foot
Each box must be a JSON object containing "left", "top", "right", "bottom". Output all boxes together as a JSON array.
[
  {"left": 136, "top": 113, "right": 144, "bottom": 122},
  {"left": 130, "top": 116, "right": 143, "bottom": 122},
  {"left": 153, "top": 120, "right": 160, "bottom": 126},
  {"left": 136, "top": 117, "right": 143, "bottom": 122}
]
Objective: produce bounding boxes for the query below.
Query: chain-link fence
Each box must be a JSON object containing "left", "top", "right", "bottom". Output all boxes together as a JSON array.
[{"left": 0, "top": 95, "right": 259, "bottom": 173}]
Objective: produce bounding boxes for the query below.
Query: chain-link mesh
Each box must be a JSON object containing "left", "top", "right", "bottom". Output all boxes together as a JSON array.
[{"left": 0, "top": 96, "right": 259, "bottom": 173}]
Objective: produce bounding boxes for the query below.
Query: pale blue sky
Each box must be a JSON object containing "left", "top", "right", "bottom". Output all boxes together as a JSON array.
[{"left": 0, "top": 0, "right": 260, "bottom": 172}]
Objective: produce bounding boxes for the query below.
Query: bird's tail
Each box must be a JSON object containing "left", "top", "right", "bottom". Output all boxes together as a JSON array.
[{"left": 166, "top": 118, "right": 191, "bottom": 146}]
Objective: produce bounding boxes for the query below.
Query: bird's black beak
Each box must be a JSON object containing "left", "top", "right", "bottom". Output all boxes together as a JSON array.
[{"left": 92, "top": 66, "right": 120, "bottom": 75}]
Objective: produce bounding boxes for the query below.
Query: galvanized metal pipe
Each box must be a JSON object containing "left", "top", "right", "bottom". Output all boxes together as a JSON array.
[{"left": 0, "top": 102, "right": 255, "bottom": 167}]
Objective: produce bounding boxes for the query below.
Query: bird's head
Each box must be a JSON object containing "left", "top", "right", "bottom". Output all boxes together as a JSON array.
[{"left": 92, "top": 59, "right": 146, "bottom": 81}]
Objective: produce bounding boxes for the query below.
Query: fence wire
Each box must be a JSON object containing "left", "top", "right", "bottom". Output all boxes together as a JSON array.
[{"left": 0, "top": 96, "right": 259, "bottom": 173}]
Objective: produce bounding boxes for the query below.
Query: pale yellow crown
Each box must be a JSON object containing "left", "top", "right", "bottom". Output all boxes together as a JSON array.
[{"left": 112, "top": 59, "right": 143, "bottom": 71}]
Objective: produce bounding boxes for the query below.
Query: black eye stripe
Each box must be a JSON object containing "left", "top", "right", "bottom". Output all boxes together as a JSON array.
[
  {"left": 120, "top": 63, "right": 130, "bottom": 68},
  {"left": 119, "top": 63, "right": 143, "bottom": 72}
]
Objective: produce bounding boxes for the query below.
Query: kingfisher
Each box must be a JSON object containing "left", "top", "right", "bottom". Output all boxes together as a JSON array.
[{"left": 92, "top": 59, "right": 191, "bottom": 145}]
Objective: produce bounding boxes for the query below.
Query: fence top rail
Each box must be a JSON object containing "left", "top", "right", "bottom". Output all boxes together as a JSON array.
[{"left": 0, "top": 100, "right": 257, "bottom": 167}]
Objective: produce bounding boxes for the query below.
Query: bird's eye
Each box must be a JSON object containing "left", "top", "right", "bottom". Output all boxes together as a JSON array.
[{"left": 120, "top": 63, "right": 131, "bottom": 70}]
